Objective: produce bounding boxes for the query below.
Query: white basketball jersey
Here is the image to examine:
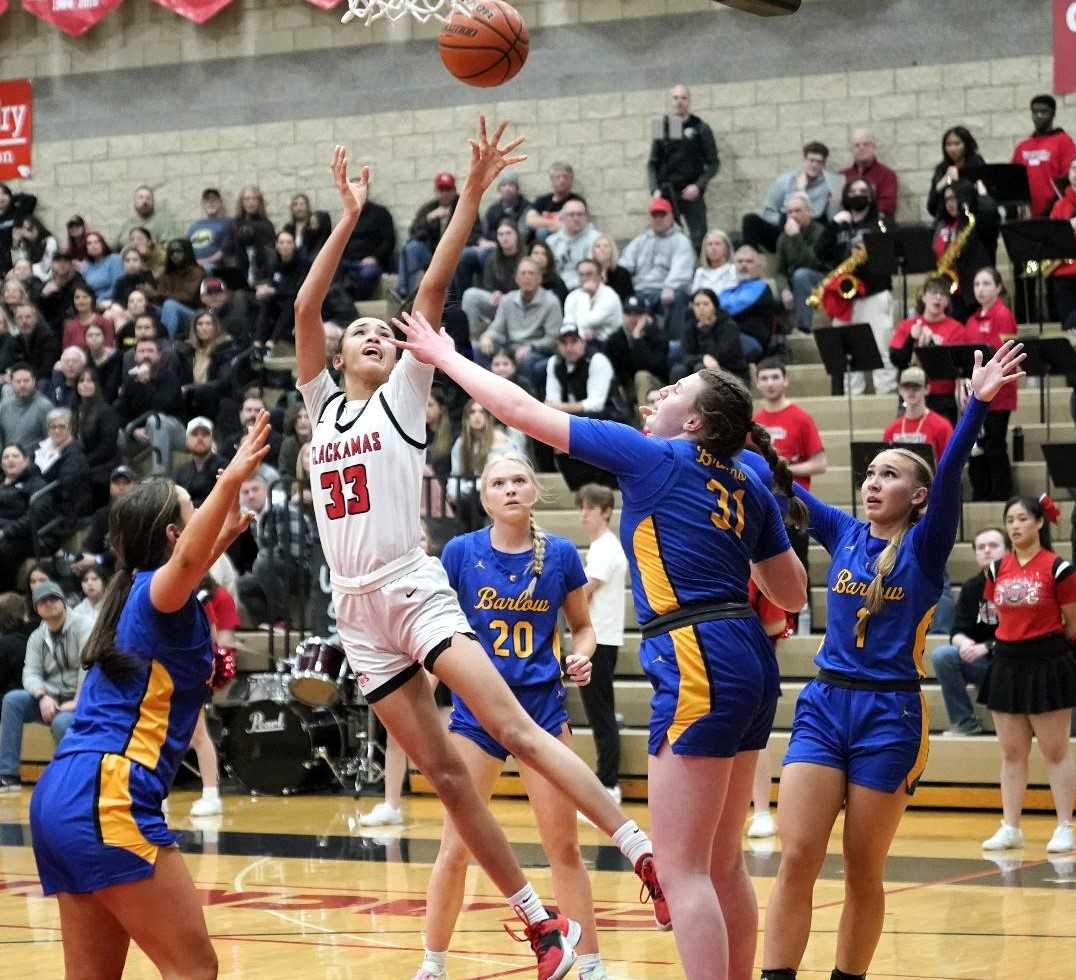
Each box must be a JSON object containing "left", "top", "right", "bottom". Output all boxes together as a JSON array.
[{"left": 298, "top": 354, "right": 433, "bottom": 586}]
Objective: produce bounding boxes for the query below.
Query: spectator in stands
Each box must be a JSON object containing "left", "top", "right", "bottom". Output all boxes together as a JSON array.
[
  {"left": 322, "top": 321, "right": 343, "bottom": 378},
  {"left": 478, "top": 257, "right": 562, "bottom": 386},
  {"left": 927, "top": 126, "right": 986, "bottom": 218},
  {"left": 126, "top": 226, "right": 164, "bottom": 278},
  {"left": 882, "top": 366, "right": 953, "bottom": 464},
  {"left": 336, "top": 191, "right": 394, "bottom": 302},
  {"left": 690, "top": 228, "right": 737, "bottom": 297},
  {"left": 71, "top": 567, "right": 106, "bottom": 629},
  {"left": 80, "top": 232, "right": 123, "bottom": 304},
  {"left": 741, "top": 142, "right": 842, "bottom": 253},
  {"left": 527, "top": 240, "right": 568, "bottom": 305},
  {"left": 619, "top": 197, "right": 695, "bottom": 329},
  {"left": 179, "top": 309, "right": 239, "bottom": 422},
  {"left": 818, "top": 177, "right": 896, "bottom": 395},
  {"left": 8, "top": 303, "right": 59, "bottom": 381},
  {"left": 776, "top": 191, "right": 827, "bottom": 334},
  {"left": 889, "top": 275, "right": 966, "bottom": 423},
  {"left": 284, "top": 193, "right": 332, "bottom": 263},
  {"left": 591, "top": 234, "right": 634, "bottom": 303},
  {"left": 563, "top": 258, "right": 623, "bottom": 344},
  {"left": 222, "top": 390, "right": 282, "bottom": 474},
  {"left": 1012, "top": 94, "right": 1076, "bottom": 218},
  {"left": 254, "top": 230, "right": 309, "bottom": 351},
  {"left": 8, "top": 261, "right": 41, "bottom": 304},
  {"left": 44, "top": 346, "right": 88, "bottom": 409},
  {"left": 425, "top": 388, "right": 456, "bottom": 484},
  {"left": 186, "top": 187, "right": 236, "bottom": 276},
  {"left": 672, "top": 287, "right": 747, "bottom": 384},
  {"left": 174, "top": 417, "right": 226, "bottom": 508},
  {"left": 399, "top": 172, "right": 484, "bottom": 298},
  {"left": 71, "top": 366, "right": 120, "bottom": 509},
  {"left": 0, "top": 593, "right": 32, "bottom": 697},
  {"left": 978, "top": 496, "right": 1076, "bottom": 853},
  {"left": 931, "top": 180, "right": 1000, "bottom": 321},
  {"left": 604, "top": 294, "right": 670, "bottom": 409},
  {"left": 69, "top": 465, "right": 134, "bottom": 580},
  {"left": 0, "top": 443, "right": 46, "bottom": 585},
  {"left": 931, "top": 526, "right": 1007, "bottom": 736},
  {"left": 483, "top": 171, "right": 530, "bottom": 240},
  {"left": 462, "top": 218, "right": 524, "bottom": 338},
  {"left": 33, "top": 407, "right": 90, "bottom": 526},
  {"left": 0, "top": 184, "right": 37, "bottom": 277},
  {"left": 114, "top": 184, "right": 175, "bottom": 249},
  {"left": 119, "top": 314, "right": 177, "bottom": 378},
  {"left": 753, "top": 358, "right": 827, "bottom": 490},
  {"left": 840, "top": 128, "right": 898, "bottom": 221},
  {"left": 277, "top": 403, "right": 312, "bottom": 488},
  {"left": 117, "top": 336, "right": 186, "bottom": 473},
  {"left": 234, "top": 185, "right": 277, "bottom": 285},
  {"left": 547, "top": 197, "right": 601, "bottom": 292},
  {"left": 489, "top": 348, "right": 537, "bottom": 398},
  {"left": 526, "top": 161, "right": 577, "bottom": 240},
  {"left": 157, "top": 238, "right": 206, "bottom": 338},
  {"left": 61, "top": 283, "right": 113, "bottom": 352},
  {"left": 1047, "top": 156, "right": 1076, "bottom": 325},
  {"left": 64, "top": 216, "right": 89, "bottom": 266},
  {"left": 0, "top": 580, "right": 89, "bottom": 791},
  {"left": 964, "top": 268, "right": 1018, "bottom": 501},
  {"left": 107, "top": 287, "right": 152, "bottom": 345},
  {"left": 647, "top": 83, "right": 720, "bottom": 253},
  {"left": 0, "top": 363, "right": 53, "bottom": 455},
  {"left": 11, "top": 217, "right": 58, "bottom": 282},
  {"left": 720, "top": 244, "right": 778, "bottom": 360},
  {"left": 36, "top": 249, "right": 85, "bottom": 332},
  {"left": 199, "top": 276, "right": 254, "bottom": 345},
  {"left": 448, "top": 401, "right": 517, "bottom": 532},
  {"left": 1, "top": 278, "right": 32, "bottom": 330}
]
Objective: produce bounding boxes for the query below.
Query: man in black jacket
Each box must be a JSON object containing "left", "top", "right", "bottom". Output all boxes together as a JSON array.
[
  {"left": 339, "top": 197, "right": 397, "bottom": 302},
  {"left": 0, "top": 444, "right": 46, "bottom": 589},
  {"left": 930, "top": 527, "right": 1008, "bottom": 736},
  {"left": 36, "top": 250, "right": 87, "bottom": 332},
  {"left": 647, "top": 84, "right": 720, "bottom": 253},
  {"left": 603, "top": 295, "right": 670, "bottom": 410},
  {"left": 69, "top": 465, "right": 135, "bottom": 579},
  {"left": 174, "top": 417, "right": 226, "bottom": 507},
  {"left": 117, "top": 337, "right": 186, "bottom": 473},
  {"left": 8, "top": 304, "right": 60, "bottom": 381},
  {"left": 34, "top": 408, "right": 90, "bottom": 551}
]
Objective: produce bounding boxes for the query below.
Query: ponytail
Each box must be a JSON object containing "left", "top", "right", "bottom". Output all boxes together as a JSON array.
[
  {"left": 750, "top": 421, "right": 808, "bottom": 530},
  {"left": 521, "top": 509, "right": 547, "bottom": 600},
  {"left": 81, "top": 565, "right": 141, "bottom": 681}
]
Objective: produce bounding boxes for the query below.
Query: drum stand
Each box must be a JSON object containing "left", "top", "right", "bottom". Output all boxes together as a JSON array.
[{"left": 314, "top": 705, "right": 385, "bottom": 793}]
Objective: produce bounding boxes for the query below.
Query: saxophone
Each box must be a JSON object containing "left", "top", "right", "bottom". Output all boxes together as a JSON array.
[
  {"left": 806, "top": 247, "right": 867, "bottom": 308},
  {"left": 934, "top": 205, "right": 975, "bottom": 295}
]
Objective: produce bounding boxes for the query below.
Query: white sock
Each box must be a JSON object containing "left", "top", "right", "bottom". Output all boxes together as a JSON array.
[
  {"left": 577, "top": 953, "right": 603, "bottom": 977},
  {"left": 201, "top": 786, "right": 220, "bottom": 801},
  {"left": 507, "top": 882, "right": 549, "bottom": 926},
  {"left": 612, "top": 820, "right": 652, "bottom": 867},
  {"left": 421, "top": 948, "right": 447, "bottom": 974}
]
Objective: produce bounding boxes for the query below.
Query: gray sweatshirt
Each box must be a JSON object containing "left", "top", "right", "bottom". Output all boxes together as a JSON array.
[
  {"left": 620, "top": 227, "right": 695, "bottom": 293},
  {"left": 23, "top": 612, "right": 90, "bottom": 700},
  {"left": 485, "top": 287, "right": 563, "bottom": 355},
  {"left": 0, "top": 391, "right": 54, "bottom": 456}
]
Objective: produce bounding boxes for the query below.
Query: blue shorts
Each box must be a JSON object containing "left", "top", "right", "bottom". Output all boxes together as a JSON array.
[
  {"left": 783, "top": 679, "right": 929, "bottom": 794},
  {"left": 450, "top": 680, "right": 568, "bottom": 762},
  {"left": 30, "top": 752, "right": 175, "bottom": 895},
  {"left": 641, "top": 617, "right": 779, "bottom": 758}
]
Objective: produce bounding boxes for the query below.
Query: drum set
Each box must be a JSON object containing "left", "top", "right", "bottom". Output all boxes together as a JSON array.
[{"left": 217, "top": 637, "right": 385, "bottom": 796}]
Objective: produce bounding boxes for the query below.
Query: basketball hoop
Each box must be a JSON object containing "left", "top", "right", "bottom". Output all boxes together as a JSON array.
[{"left": 340, "top": 0, "right": 477, "bottom": 26}]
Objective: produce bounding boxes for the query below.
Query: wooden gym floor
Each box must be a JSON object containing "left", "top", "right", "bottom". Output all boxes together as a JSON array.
[{"left": 0, "top": 789, "right": 1074, "bottom": 979}]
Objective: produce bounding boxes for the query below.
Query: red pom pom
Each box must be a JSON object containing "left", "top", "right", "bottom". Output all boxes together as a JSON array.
[{"left": 1039, "top": 493, "right": 1061, "bottom": 525}]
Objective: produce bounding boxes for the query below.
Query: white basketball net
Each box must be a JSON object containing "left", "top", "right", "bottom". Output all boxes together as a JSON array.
[{"left": 340, "top": 0, "right": 477, "bottom": 26}]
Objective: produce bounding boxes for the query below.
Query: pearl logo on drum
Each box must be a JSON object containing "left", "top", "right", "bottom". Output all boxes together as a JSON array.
[{"left": 245, "top": 709, "right": 288, "bottom": 735}]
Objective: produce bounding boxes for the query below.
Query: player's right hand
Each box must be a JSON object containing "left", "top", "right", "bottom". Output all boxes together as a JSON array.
[
  {"left": 330, "top": 145, "right": 370, "bottom": 216},
  {"left": 466, "top": 116, "right": 527, "bottom": 192}
]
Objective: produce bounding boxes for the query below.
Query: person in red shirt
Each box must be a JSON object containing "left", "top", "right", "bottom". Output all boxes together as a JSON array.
[
  {"left": 839, "top": 128, "right": 898, "bottom": 221},
  {"left": 930, "top": 180, "right": 1000, "bottom": 322},
  {"left": 882, "top": 366, "right": 953, "bottom": 467},
  {"left": 1012, "top": 94, "right": 1076, "bottom": 218},
  {"left": 889, "top": 276, "right": 966, "bottom": 422},
  {"left": 977, "top": 496, "right": 1076, "bottom": 855},
  {"left": 963, "top": 267, "right": 1018, "bottom": 501},
  {"left": 753, "top": 357, "right": 827, "bottom": 491},
  {"left": 1047, "top": 156, "right": 1076, "bottom": 327}
]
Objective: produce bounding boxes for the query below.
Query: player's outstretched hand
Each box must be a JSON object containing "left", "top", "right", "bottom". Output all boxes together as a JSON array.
[
  {"left": 564, "top": 653, "right": 592, "bottom": 687},
  {"left": 466, "top": 116, "right": 527, "bottom": 192},
  {"left": 330, "top": 145, "right": 370, "bottom": 216},
  {"left": 389, "top": 310, "right": 455, "bottom": 367},
  {"left": 970, "top": 340, "right": 1026, "bottom": 403}
]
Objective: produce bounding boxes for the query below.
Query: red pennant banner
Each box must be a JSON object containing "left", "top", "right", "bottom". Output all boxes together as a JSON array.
[
  {"left": 153, "top": 0, "right": 235, "bottom": 23},
  {"left": 1056, "top": 0, "right": 1076, "bottom": 94},
  {"left": 21, "top": 0, "right": 124, "bottom": 36},
  {"left": 0, "top": 79, "right": 31, "bottom": 180},
  {"left": 304, "top": 0, "right": 344, "bottom": 8},
  {"left": 0, "top": 2, "right": 8, "bottom": 16}
]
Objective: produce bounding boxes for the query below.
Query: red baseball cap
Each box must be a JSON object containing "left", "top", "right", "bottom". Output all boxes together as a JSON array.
[
  {"left": 649, "top": 197, "right": 673, "bottom": 215},
  {"left": 434, "top": 172, "right": 456, "bottom": 190}
]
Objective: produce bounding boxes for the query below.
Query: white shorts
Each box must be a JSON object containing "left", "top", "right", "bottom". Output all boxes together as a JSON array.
[{"left": 334, "top": 553, "right": 471, "bottom": 702}]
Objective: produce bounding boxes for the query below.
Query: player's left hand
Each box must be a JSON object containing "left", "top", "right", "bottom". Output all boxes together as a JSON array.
[
  {"left": 564, "top": 654, "right": 592, "bottom": 686},
  {"left": 390, "top": 310, "right": 455, "bottom": 367},
  {"left": 467, "top": 116, "right": 527, "bottom": 192},
  {"left": 970, "top": 340, "right": 1026, "bottom": 403}
]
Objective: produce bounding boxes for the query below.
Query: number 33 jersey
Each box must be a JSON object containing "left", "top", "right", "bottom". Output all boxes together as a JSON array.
[{"left": 299, "top": 355, "right": 433, "bottom": 586}]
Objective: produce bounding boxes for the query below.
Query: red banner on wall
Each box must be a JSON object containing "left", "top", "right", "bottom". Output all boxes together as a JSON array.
[
  {"left": 21, "top": 0, "right": 124, "bottom": 36},
  {"left": 153, "top": 0, "right": 234, "bottom": 24},
  {"left": 1057, "top": 0, "right": 1076, "bottom": 94},
  {"left": 0, "top": 80, "right": 32, "bottom": 180}
]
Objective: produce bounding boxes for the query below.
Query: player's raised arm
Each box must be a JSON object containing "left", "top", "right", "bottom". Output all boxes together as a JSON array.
[
  {"left": 412, "top": 117, "right": 526, "bottom": 331},
  {"left": 294, "top": 146, "right": 370, "bottom": 385}
]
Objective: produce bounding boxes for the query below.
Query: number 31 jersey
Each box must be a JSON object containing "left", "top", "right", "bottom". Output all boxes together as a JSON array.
[{"left": 299, "top": 355, "right": 432, "bottom": 586}]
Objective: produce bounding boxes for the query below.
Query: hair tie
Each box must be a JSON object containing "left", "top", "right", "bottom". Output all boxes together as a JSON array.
[{"left": 1039, "top": 493, "right": 1060, "bottom": 525}]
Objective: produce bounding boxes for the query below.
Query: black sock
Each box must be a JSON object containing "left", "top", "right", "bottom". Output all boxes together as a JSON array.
[
  {"left": 831, "top": 970, "right": 866, "bottom": 980},
  {"left": 761, "top": 971, "right": 797, "bottom": 980}
]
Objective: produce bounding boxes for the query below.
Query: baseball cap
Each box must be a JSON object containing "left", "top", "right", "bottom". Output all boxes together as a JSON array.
[
  {"left": 623, "top": 295, "right": 645, "bottom": 315},
  {"left": 649, "top": 197, "right": 674, "bottom": 215},
  {"left": 434, "top": 172, "right": 456, "bottom": 191},
  {"left": 186, "top": 416, "right": 214, "bottom": 437},
  {"left": 498, "top": 171, "right": 520, "bottom": 188},
  {"left": 201, "top": 278, "right": 225, "bottom": 296},
  {"left": 899, "top": 367, "right": 927, "bottom": 387},
  {"left": 32, "top": 581, "right": 65, "bottom": 607},
  {"left": 110, "top": 465, "right": 136, "bottom": 482},
  {"left": 558, "top": 324, "right": 581, "bottom": 339},
  {"left": 201, "top": 187, "right": 222, "bottom": 200}
]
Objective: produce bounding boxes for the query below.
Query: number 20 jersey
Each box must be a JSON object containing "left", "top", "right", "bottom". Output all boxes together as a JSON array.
[{"left": 298, "top": 356, "right": 433, "bottom": 587}]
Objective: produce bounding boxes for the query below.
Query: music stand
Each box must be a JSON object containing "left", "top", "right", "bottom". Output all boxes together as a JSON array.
[
  {"left": 915, "top": 343, "right": 997, "bottom": 383},
  {"left": 959, "top": 163, "right": 1031, "bottom": 209},
  {"left": 1000, "top": 220, "right": 1076, "bottom": 333},
  {"left": 1042, "top": 443, "right": 1076, "bottom": 499},
  {"left": 1019, "top": 336, "right": 1076, "bottom": 436},
  {"left": 850, "top": 441, "right": 936, "bottom": 519},
  {"left": 891, "top": 224, "right": 936, "bottom": 317},
  {"left": 814, "top": 323, "right": 884, "bottom": 436}
]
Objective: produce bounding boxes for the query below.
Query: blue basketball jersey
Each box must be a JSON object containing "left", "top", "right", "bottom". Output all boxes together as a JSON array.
[
  {"left": 55, "top": 569, "right": 213, "bottom": 792},
  {"left": 568, "top": 418, "right": 791, "bottom": 625},
  {"left": 441, "top": 528, "right": 588, "bottom": 688}
]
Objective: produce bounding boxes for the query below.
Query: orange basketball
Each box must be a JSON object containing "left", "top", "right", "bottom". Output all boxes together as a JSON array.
[{"left": 438, "top": 1, "right": 529, "bottom": 88}]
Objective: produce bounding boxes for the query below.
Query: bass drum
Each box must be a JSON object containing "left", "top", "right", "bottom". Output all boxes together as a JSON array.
[{"left": 224, "top": 701, "right": 343, "bottom": 795}]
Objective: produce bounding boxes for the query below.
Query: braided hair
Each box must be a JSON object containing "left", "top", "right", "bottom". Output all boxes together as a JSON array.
[
  {"left": 478, "top": 452, "right": 547, "bottom": 599},
  {"left": 694, "top": 368, "right": 807, "bottom": 529}
]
